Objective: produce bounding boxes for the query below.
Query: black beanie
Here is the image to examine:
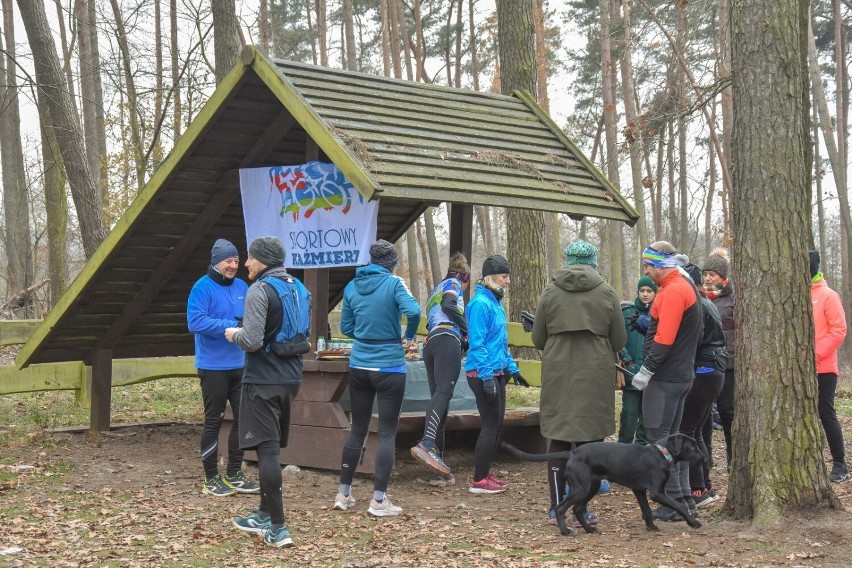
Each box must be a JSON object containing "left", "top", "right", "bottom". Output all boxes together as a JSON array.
[
  {"left": 482, "top": 255, "right": 511, "bottom": 277},
  {"left": 809, "top": 250, "right": 820, "bottom": 278},
  {"left": 369, "top": 239, "right": 399, "bottom": 270},
  {"left": 249, "top": 236, "right": 285, "bottom": 267}
]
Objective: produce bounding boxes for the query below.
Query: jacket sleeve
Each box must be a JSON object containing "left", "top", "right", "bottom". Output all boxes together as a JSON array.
[
  {"left": 232, "top": 284, "right": 269, "bottom": 353},
  {"left": 187, "top": 282, "right": 239, "bottom": 336},
  {"left": 608, "top": 295, "right": 628, "bottom": 352},
  {"left": 466, "top": 300, "right": 493, "bottom": 380},
  {"left": 816, "top": 290, "right": 847, "bottom": 364},
  {"left": 396, "top": 278, "right": 422, "bottom": 340},
  {"left": 531, "top": 294, "right": 548, "bottom": 351},
  {"left": 340, "top": 285, "right": 355, "bottom": 338},
  {"left": 440, "top": 291, "right": 468, "bottom": 336}
]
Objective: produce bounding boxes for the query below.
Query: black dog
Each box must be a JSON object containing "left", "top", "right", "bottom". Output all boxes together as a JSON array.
[{"left": 501, "top": 434, "right": 706, "bottom": 536}]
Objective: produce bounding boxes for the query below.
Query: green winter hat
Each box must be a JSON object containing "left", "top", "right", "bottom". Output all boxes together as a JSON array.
[
  {"left": 637, "top": 274, "right": 658, "bottom": 292},
  {"left": 564, "top": 240, "right": 598, "bottom": 267}
]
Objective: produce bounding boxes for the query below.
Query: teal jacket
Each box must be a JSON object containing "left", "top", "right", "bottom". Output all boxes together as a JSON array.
[{"left": 620, "top": 299, "right": 651, "bottom": 390}]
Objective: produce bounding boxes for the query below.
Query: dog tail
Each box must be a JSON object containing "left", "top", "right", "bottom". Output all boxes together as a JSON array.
[{"left": 500, "top": 441, "right": 572, "bottom": 462}]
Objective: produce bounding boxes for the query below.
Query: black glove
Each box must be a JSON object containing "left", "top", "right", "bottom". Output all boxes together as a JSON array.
[
  {"left": 460, "top": 336, "right": 469, "bottom": 354},
  {"left": 509, "top": 372, "right": 530, "bottom": 388},
  {"left": 521, "top": 310, "right": 535, "bottom": 333},
  {"left": 483, "top": 378, "right": 497, "bottom": 402}
]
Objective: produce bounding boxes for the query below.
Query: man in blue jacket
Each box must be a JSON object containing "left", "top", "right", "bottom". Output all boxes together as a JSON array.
[{"left": 187, "top": 238, "right": 257, "bottom": 497}]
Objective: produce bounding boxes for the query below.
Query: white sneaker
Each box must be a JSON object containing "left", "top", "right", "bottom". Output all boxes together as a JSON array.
[
  {"left": 368, "top": 497, "right": 402, "bottom": 517},
  {"left": 333, "top": 492, "right": 356, "bottom": 511}
]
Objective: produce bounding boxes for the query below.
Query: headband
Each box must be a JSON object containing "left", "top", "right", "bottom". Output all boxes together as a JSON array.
[
  {"left": 448, "top": 271, "right": 470, "bottom": 284},
  {"left": 642, "top": 246, "right": 678, "bottom": 268}
]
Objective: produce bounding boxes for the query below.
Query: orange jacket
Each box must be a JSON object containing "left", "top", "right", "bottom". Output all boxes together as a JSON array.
[{"left": 811, "top": 278, "right": 847, "bottom": 375}]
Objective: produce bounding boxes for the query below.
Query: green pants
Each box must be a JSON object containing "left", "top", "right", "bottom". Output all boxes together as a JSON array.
[{"left": 618, "top": 389, "right": 647, "bottom": 445}]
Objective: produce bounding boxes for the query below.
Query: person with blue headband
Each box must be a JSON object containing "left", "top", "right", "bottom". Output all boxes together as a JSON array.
[{"left": 637, "top": 241, "right": 703, "bottom": 522}]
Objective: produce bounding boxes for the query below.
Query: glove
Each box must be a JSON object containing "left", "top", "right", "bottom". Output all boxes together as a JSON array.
[
  {"left": 460, "top": 336, "right": 469, "bottom": 354},
  {"left": 482, "top": 378, "right": 498, "bottom": 402},
  {"left": 509, "top": 372, "right": 530, "bottom": 388},
  {"left": 634, "top": 314, "right": 651, "bottom": 334},
  {"left": 632, "top": 365, "right": 653, "bottom": 391}
]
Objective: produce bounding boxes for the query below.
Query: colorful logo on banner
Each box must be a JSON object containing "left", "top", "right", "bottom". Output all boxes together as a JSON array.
[
  {"left": 239, "top": 161, "right": 379, "bottom": 269},
  {"left": 270, "top": 162, "right": 355, "bottom": 221}
]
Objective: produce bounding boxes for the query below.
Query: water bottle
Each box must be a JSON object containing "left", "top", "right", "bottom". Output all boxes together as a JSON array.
[{"left": 317, "top": 336, "right": 326, "bottom": 351}]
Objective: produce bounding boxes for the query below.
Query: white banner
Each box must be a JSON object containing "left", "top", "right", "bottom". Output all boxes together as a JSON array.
[{"left": 239, "top": 161, "right": 379, "bottom": 268}]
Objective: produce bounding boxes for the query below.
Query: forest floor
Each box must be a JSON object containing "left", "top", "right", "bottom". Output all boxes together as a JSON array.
[{"left": 1, "top": 420, "right": 851, "bottom": 567}]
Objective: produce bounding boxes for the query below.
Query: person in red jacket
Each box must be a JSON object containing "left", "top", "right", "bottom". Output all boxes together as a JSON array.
[{"left": 809, "top": 250, "right": 850, "bottom": 482}]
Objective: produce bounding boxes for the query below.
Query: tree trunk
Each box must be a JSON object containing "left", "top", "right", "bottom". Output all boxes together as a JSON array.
[
  {"left": 414, "top": 0, "right": 423, "bottom": 81},
  {"left": 109, "top": 0, "right": 146, "bottom": 192},
  {"left": 53, "top": 0, "right": 78, "bottom": 116},
  {"left": 1, "top": 0, "right": 32, "bottom": 295},
  {"left": 600, "top": 0, "right": 622, "bottom": 293},
  {"left": 498, "top": 0, "right": 546, "bottom": 356},
  {"left": 705, "top": 101, "right": 717, "bottom": 255},
  {"left": 387, "top": 0, "right": 402, "bottom": 78},
  {"left": 406, "top": 228, "right": 420, "bottom": 301},
  {"left": 212, "top": 0, "right": 239, "bottom": 82},
  {"left": 813, "top": 91, "right": 825, "bottom": 250},
  {"left": 316, "top": 0, "right": 328, "bottom": 66},
  {"left": 727, "top": 0, "right": 838, "bottom": 521},
  {"left": 454, "top": 0, "right": 463, "bottom": 88},
  {"left": 76, "top": 0, "right": 104, "bottom": 207},
  {"left": 38, "top": 91, "right": 68, "bottom": 306},
  {"left": 170, "top": 0, "right": 182, "bottom": 140},
  {"left": 468, "top": 0, "right": 480, "bottom": 90},
  {"left": 380, "top": 0, "right": 390, "bottom": 76},
  {"left": 259, "top": 0, "right": 270, "bottom": 53},
  {"left": 445, "top": 1, "right": 454, "bottom": 86},
  {"left": 424, "top": 208, "right": 443, "bottom": 285},
  {"left": 153, "top": 0, "right": 164, "bottom": 168},
  {"left": 719, "top": 0, "right": 733, "bottom": 235},
  {"left": 415, "top": 219, "right": 433, "bottom": 292},
  {"left": 618, "top": 0, "right": 650, "bottom": 267},
  {"left": 343, "top": 0, "right": 356, "bottom": 70},
  {"left": 833, "top": 0, "right": 851, "bottom": 306},
  {"left": 18, "top": 0, "right": 105, "bottom": 259}
]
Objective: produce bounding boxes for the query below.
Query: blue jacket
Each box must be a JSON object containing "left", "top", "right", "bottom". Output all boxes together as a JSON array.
[
  {"left": 341, "top": 264, "right": 421, "bottom": 369},
  {"left": 187, "top": 272, "right": 248, "bottom": 370},
  {"left": 464, "top": 283, "right": 519, "bottom": 380}
]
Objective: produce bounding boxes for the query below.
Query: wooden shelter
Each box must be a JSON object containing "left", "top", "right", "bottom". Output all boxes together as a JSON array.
[{"left": 15, "top": 46, "right": 637, "bottom": 468}]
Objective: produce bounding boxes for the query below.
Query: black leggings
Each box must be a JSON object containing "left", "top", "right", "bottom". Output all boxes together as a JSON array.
[
  {"left": 198, "top": 368, "right": 243, "bottom": 478},
  {"left": 467, "top": 374, "right": 506, "bottom": 481},
  {"left": 716, "top": 369, "right": 735, "bottom": 467},
  {"left": 818, "top": 373, "right": 847, "bottom": 465},
  {"left": 421, "top": 333, "right": 461, "bottom": 451},
  {"left": 340, "top": 369, "right": 405, "bottom": 493},
  {"left": 679, "top": 370, "right": 724, "bottom": 491},
  {"left": 257, "top": 440, "right": 284, "bottom": 525},
  {"left": 546, "top": 439, "right": 600, "bottom": 508}
]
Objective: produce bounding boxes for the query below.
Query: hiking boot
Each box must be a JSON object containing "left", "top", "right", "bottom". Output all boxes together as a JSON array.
[
  {"left": 572, "top": 511, "right": 599, "bottom": 528},
  {"left": 485, "top": 473, "right": 508, "bottom": 488},
  {"left": 652, "top": 504, "right": 682, "bottom": 522},
  {"left": 469, "top": 476, "right": 508, "bottom": 494},
  {"left": 693, "top": 488, "right": 719, "bottom": 508},
  {"left": 202, "top": 474, "right": 236, "bottom": 497},
  {"left": 598, "top": 479, "right": 611, "bottom": 494},
  {"left": 829, "top": 462, "right": 851, "bottom": 482},
  {"left": 428, "top": 473, "right": 456, "bottom": 487},
  {"left": 368, "top": 497, "right": 403, "bottom": 517},
  {"left": 333, "top": 492, "right": 356, "bottom": 511},
  {"left": 223, "top": 470, "right": 260, "bottom": 494},
  {"left": 410, "top": 442, "right": 451, "bottom": 476},
  {"left": 263, "top": 524, "right": 293, "bottom": 547},
  {"left": 233, "top": 510, "right": 271, "bottom": 534}
]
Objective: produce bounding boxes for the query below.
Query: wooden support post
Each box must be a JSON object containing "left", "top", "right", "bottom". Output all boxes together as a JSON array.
[
  {"left": 448, "top": 203, "right": 474, "bottom": 300},
  {"left": 89, "top": 349, "right": 113, "bottom": 433},
  {"left": 305, "top": 269, "right": 330, "bottom": 349}
]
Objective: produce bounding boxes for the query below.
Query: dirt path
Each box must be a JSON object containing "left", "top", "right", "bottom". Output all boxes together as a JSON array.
[{"left": 1, "top": 423, "right": 851, "bottom": 567}]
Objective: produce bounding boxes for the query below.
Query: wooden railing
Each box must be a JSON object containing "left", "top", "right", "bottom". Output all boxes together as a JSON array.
[{"left": 0, "top": 317, "right": 541, "bottom": 402}]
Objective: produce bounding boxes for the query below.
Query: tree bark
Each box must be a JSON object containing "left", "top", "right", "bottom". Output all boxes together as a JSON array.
[
  {"left": 498, "top": 0, "right": 546, "bottom": 355},
  {"left": 406, "top": 228, "right": 420, "bottom": 301},
  {"left": 0, "top": 0, "right": 32, "bottom": 295},
  {"left": 415, "top": 219, "right": 433, "bottom": 292},
  {"left": 259, "top": 0, "right": 270, "bottom": 53},
  {"left": 468, "top": 0, "right": 480, "bottom": 90},
  {"left": 18, "top": 0, "right": 105, "bottom": 259},
  {"left": 153, "top": 0, "right": 164, "bottom": 168},
  {"left": 212, "top": 0, "right": 240, "bottom": 82},
  {"left": 38, "top": 91, "right": 68, "bottom": 306},
  {"left": 424, "top": 208, "right": 442, "bottom": 286},
  {"left": 170, "top": 0, "right": 182, "bottom": 140},
  {"left": 600, "top": 0, "right": 622, "bottom": 293},
  {"left": 343, "top": 0, "right": 356, "bottom": 70},
  {"left": 316, "top": 0, "right": 328, "bottom": 66},
  {"left": 727, "top": 0, "right": 838, "bottom": 521}
]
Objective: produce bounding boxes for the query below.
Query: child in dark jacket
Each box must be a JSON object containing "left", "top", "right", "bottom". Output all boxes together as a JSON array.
[{"left": 618, "top": 275, "right": 656, "bottom": 445}]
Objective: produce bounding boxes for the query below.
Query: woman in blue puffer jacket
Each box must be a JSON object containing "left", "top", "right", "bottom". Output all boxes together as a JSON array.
[{"left": 464, "top": 254, "right": 523, "bottom": 495}]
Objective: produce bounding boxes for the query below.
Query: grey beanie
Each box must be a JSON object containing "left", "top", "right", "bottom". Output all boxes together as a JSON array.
[
  {"left": 210, "top": 238, "right": 239, "bottom": 266},
  {"left": 369, "top": 239, "right": 399, "bottom": 270},
  {"left": 249, "top": 236, "right": 285, "bottom": 267},
  {"left": 702, "top": 247, "right": 730, "bottom": 280}
]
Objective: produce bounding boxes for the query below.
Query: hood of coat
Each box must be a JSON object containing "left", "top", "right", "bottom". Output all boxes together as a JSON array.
[
  {"left": 352, "top": 263, "right": 393, "bottom": 295},
  {"left": 553, "top": 264, "right": 604, "bottom": 293}
]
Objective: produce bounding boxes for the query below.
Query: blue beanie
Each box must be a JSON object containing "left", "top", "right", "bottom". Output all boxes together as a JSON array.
[{"left": 211, "top": 239, "right": 239, "bottom": 266}]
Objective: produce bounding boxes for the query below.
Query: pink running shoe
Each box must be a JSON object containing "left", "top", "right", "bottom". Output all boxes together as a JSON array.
[{"left": 469, "top": 476, "right": 508, "bottom": 494}]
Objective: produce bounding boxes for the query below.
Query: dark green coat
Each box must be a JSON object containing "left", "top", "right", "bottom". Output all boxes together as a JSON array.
[{"left": 532, "top": 265, "right": 627, "bottom": 442}]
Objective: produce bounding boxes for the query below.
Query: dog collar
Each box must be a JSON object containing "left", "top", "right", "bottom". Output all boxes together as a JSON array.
[{"left": 655, "top": 444, "right": 673, "bottom": 463}]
